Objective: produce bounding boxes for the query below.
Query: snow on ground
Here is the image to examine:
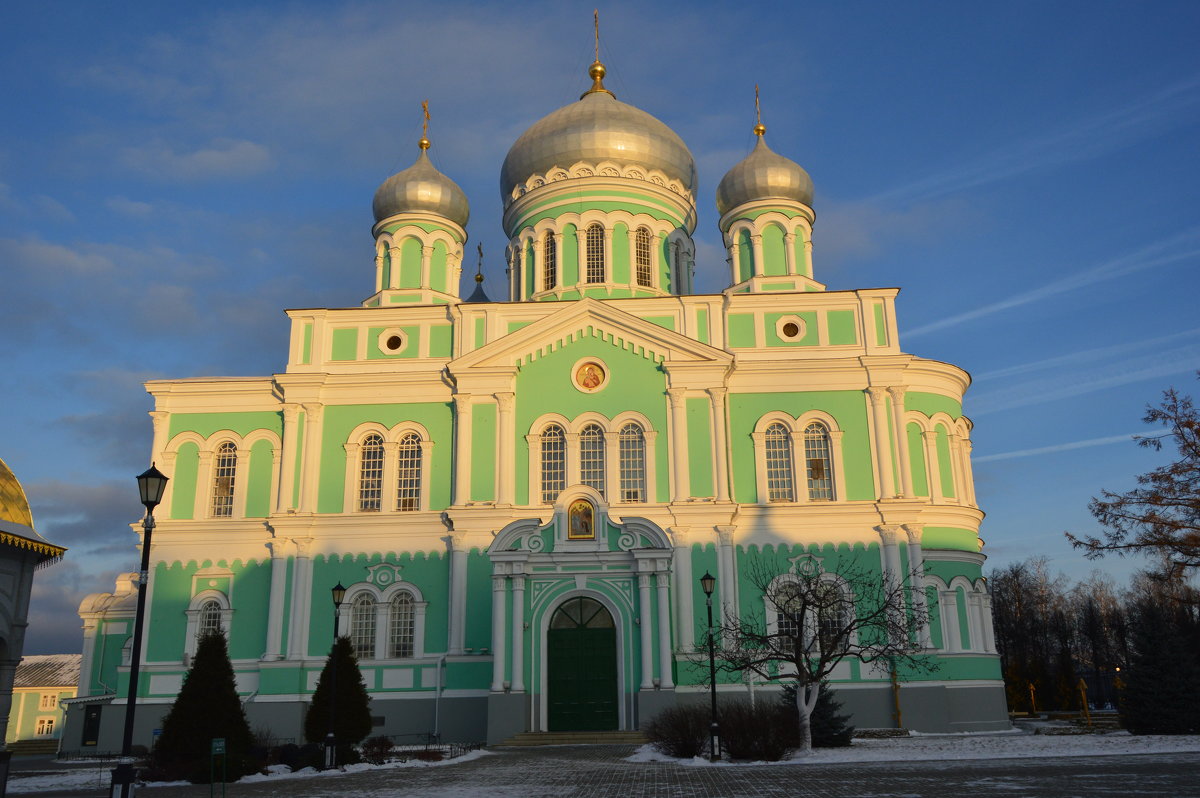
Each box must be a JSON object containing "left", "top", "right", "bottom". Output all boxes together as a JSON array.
[
  {"left": 626, "top": 730, "right": 1200, "bottom": 766},
  {"left": 5, "top": 749, "right": 494, "bottom": 794}
]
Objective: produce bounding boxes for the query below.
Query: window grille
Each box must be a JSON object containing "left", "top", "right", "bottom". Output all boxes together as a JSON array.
[
  {"left": 358, "top": 433, "right": 384, "bottom": 511},
  {"left": 635, "top": 228, "right": 652, "bottom": 287},
  {"left": 39, "top": 694, "right": 56, "bottom": 710},
  {"left": 198, "top": 599, "right": 223, "bottom": 640},
  {"left": 541, "top": 424, "right": 566, "bottom": 504},
  {"left": 36, "top": 718, "right": 54, "bottom": 736},
  {"left": 579, "top": 423, "right": 606, "bottom": 497},
  {"left": 396, "top": 432, "right": 422, "bottom": 511},
  {"left": 211, "top": 442, "right": 237, "bottom": 517},
  {"left": 542, "top": 233, "right": 557, "bottom": 291},
  {"left": 765, "top": 423, "right": 795, "bottom": 501},
  {"left": 618, "top": 423, "right": 646, "bottom": 502},
  {"left": 350, "top": 594, "right": 376, "bottom": 659},
  {"left": 775, "top": 583, "right": 801, "bottom": 652},
  {"left": 389, "top": 591, "right": 415, "bottom": 658},
  {"left": 804, "top": 422, "right": 834, "bottom": 500},
  {"left": 585, "top": 223, "right": 605, "bottom": 283}
]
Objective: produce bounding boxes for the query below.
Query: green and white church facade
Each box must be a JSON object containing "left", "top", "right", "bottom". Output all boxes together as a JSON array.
[{"left": 65, "top": 61, "right": 1006, "bottom": 751}]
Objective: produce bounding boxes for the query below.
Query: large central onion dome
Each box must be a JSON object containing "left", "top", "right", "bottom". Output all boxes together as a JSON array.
[
  {"left": 373, "top": 138, "right": 470, "bottom": 227},
  {"left": 716, "top": 126, "right": 814, "bottom": 216},
  {"left": 500, "top": 63, "right": 696, "bottom": 202}
]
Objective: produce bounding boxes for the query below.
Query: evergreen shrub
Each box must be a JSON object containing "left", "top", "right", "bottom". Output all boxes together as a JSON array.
[
  {"left": 1120, "top": 602, "right": 1200, "bottom": 734},
  {"left": 303, "top": 636, "right": 373, "bottom": 766},
  {"left": 781, "top": 682, "right": 855, "bottom": 747},
  {"left": 360, "top": 736, "right": 395, "bottom": 765},
  {"left": 718, "top": 699, "right": 795, "bottom": 761}
]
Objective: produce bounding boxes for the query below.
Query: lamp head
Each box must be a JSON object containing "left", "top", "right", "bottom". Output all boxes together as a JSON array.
[
  {"left": 332, "top": 582, "right": 347, "bottom": 607},
  {"left": 700, "top": 571, "right": 716, "bottom": 597},
  {"left": 136, "top": 463, "right": 169, "bottom": 511}
]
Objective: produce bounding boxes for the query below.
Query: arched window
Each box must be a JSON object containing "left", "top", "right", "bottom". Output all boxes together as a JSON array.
[
  {"left": 396, "top": 432, "right": 422, "bottom": 511},
  {"left": 618, "top": 423, "right": 646, "bottom": 502},
  {"left": 358, "top": 433, "right": 384, "bottom": 511},
  {"left": 350, "top": 594, "right": 376, "bottom": 659},
  {"left": 198, "top": 599, "right": 223, "bottom": 640},
  {"left": 764, "top": 422, "right": 795, "bottom": 502},
  {"left": 585, "top": 223, "right": 605, "bottom": 283},
  {"left": 389, "top": 591, "right": 415, "bottom": 658},
  {"left": 211, "top": 441, "right": 237, "bottom": 517},
  {"left": 634, "top": 227, "right": 652, "bottom": 287},
  {"left": 804, "top": 422, "right": 835, "bottom": 500},
  {"left": 579, "top": 423, "right": 606, "bottom": 496},
  {"left": 542, "top": 232, "right": 557, "bottom": 291},
  {"left": 541, "top": 424, "right": 566, "bottom": 504}
]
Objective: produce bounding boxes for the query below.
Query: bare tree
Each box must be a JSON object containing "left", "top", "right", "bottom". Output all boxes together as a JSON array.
[
  {"left": 710, "top": 554, "right": 934, "bottom": 752},
  {"left": 1068, "top": 373, "right": 1200, "bottom": 574}
]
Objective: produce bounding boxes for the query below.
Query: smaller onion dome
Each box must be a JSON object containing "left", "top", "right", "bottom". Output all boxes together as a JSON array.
[
  {"left": 716, "top": 126, "right": 814, "bottom": 216},
  {"left": 372, "top": 137, "right": 469, "bottom": 227},
  {"left": 0, "top": 456, "right": 33, "bottom": 529}
]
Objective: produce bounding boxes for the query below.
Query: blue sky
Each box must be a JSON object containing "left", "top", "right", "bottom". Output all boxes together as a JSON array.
[{"left": 2, "top": 1, "right": 1198, "bottom": 654}]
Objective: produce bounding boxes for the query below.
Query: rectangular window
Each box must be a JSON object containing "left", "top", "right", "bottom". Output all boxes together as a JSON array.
[
  {"left": 39, "top": 693, "right": 57, "bottom": 710},
  {"left": 36, "top": 717, "right": 54, "bottom": 736}
]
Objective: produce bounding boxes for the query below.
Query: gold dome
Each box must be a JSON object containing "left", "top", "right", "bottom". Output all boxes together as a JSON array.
[
  {"left": 716, "top": 133, "right": 814, "bottom": 216},
  {"left": 373, "top": 142, "right": 470, "bottom": 227},
  {"left": 0, "top": 456, "right": 33, "bottom": 529},
  {"left": 500, "top": 73, "right": 696, "bottom": 201}
]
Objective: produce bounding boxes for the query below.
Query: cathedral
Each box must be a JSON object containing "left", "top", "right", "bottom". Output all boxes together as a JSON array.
[{"left": 64, "top": 55, "right": 1007, "bottom": 751}]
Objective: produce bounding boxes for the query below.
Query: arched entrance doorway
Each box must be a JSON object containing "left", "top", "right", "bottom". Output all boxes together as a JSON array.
[{"left": 547, "top": 596, "right": 618, "bottom": 731}]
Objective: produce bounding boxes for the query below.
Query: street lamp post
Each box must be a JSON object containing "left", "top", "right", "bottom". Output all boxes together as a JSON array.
[
  {"left": 325, "top": 582, "right": 346, "bottom": 770},
  {"left": 700, "top": 571, "right": 720, "bottom": 762},
  {"left": 110, "top": 464, "right": 169, "bottom": 798}
]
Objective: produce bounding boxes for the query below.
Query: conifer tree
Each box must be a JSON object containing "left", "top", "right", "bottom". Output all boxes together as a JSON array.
[
  {"left": 304, "top": 636, "right": 372, "bottom": 763},
  {"left": 150, "top": 632, "right": 254, "bottom": 783},
  {"left": 781, "top": 681, "right": 854, "bottom": 747},
  {"left": 1120, "top": 601, "right": 1200, "bottom": 734}
]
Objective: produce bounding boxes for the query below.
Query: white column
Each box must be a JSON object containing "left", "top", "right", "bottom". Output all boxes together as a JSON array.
[
  {"left": 420, "top": 245, "right": 432, "bottom": 289},
  {"left": 287, "top": 538, "right": 313, "bottom": 659},
  {"left": 670, "top": 527, "right": 694, "bottom": 651},
  {"left": 388, "top": 246, "right": 402, "bottom": 289},
  {"left": 716, "top": 525, "right": 738, "bottom": 629},
  {"left": 667, "top": 388, "right": 690, "bottom": 501},
  {"left": 277, "top": 404, "right": 301, "bottom": 513},
  {"left": 750, "top": 233, "right": 764, "bottom": 277},
  {"left": 888, "top": 387, "right": 913, "bottom": 498},
  {"left": 602, "top": 228, "right": 614, "bottom": 283},
  {"left": 939, "top": 590, "right": 962, "bottom": 653},
  {"left": 264, "top": 539, "right": 290, "bottom": 660},
  {"left": 232, "top": 447, "right": 252, "bottom": 520},
  {"left": 949, "top": 433, "right": 969, "bottom": 505},
  {"left": 452, "top": 395, "right": 472, "bottom": 505},
  {"left": 374, "top": 251, "right": 384, "bottom": 292},
  {"left": 298, "top": 404, "right": 323, "bottom": 513},
  {"left": 902, "top": 524, "right": 931, "bottom": 648},
  {"left": 877, "top": 525, "right": 904, "bottom": 642},
  {"left": 728, "top": 241, "right": 741, "bottom": 284},
  {"left": 962, "top": 438, "right": 978, "bottom": 506},
  {"left": 783, "top": 232, "right": 797, "bottom": 275},
  {"left": 655, "top": 569, "right": 674, "bottom": 688},
  {"left": 866, "top": 387, "right": 896, "bottom": 499},
  {"left": 802, "top": 237, "right": 814, "bottom": 278},
  {"left": 495, "top": 392, "right": 516, "bottom": 505},
  {"left": 78, "top": 621, "right": 98, "bottom": 696},
  {"left": 490, "top": 573, "right": 507, "bottom": 692},
  {"left": 922, "top": 430, "right": 943, "bottom": 500},
  {"left": 448, "top": 533, "right": 469, "bottom": 655},
  {"left": 638, "top": 573, "right": 655, "bottom": 689},
  {"left": 511, "top": 574, "right": 526, "bottom": 691},
  {"left": 707, "top": 388, "right": 730, "bottom": 502},
  {"left": 981, "top": 594, "right": 997, "bottom": 653}
]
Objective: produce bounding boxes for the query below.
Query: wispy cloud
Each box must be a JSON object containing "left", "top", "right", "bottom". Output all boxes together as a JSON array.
[
  {"left": 975, "top": 328, "right": 1200, "bottom": 381},
  {"left": 974, "top": 433, "right": 1143, "bottom": 463},
  {"left": 969, "top": 334, "right": 1200, "bottom": 416},
  {"left": 120, "top": 138, "right": 274, "bottom": 181},
  {"left": 869, "top": 74, "right": 1200, "bottom": 206},
  {"left": 906, "top": 228, "right": 1200, "bottom": 339}
]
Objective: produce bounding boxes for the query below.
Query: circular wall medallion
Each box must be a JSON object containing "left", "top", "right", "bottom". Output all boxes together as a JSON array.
[
  {"left": 572, "top": 359, "right": 608, "bottom": 393},
  {"left": 775, "top": 315, "right": 807, "bottom": 343},
  {"left": 377, "top": 328, "right": 408, "bottom": 355}
]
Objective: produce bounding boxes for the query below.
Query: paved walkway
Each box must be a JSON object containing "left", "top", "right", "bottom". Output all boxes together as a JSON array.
[{"left": 24, "top": 745, "right": 1200, "bottom": 797}]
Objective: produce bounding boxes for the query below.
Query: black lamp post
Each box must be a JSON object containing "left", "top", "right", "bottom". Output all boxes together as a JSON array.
[
  {"left": 325, "top": 582, "right": 346, "bottom": 769},
  {"left": 111, "top": 464, "right": 169, "bottom": 798},
  {"left": 700, "top": 570, "right": 720, "bottom": 762}
]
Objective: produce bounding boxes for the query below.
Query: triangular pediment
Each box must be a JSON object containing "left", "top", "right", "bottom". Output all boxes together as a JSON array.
[{"left": 450, "top": 298, "right": 732, "bottom": 374}]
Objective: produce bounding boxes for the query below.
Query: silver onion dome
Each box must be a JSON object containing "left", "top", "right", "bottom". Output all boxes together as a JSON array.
[
  {"left": 500, "top": 63, "right": 696, "bottom": 200},
  {"left": 716, "top": 132, "right": 814, "bottom": 216},
  {"left": 373, "top": 142, "right": 469, "bottom": 227}
]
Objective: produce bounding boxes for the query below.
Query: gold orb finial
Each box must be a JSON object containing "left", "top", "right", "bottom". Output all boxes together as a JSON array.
[
  {"left": 418, "top": 136, "right": 431, "bottom": 150},
  {"left": 753, "top": 123, "right": 766, "bottom": 137},
  {"left": 753, "top": 84, "right": 766, "bottom": 136},
  {"left": 581, "top": 10, "right": 614, "bottom": 98},
  {"left": 419, "top": 100, "right": 432, "bottom": 150}
]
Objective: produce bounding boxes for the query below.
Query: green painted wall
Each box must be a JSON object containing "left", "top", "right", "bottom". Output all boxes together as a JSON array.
[
  {"left": 762, "top": 224, "right": 787, "bottom": 276},
  {"left": 399, "top": 237, "right": 422, "bottom": 289},
  {"left": 728, "top": 391, "right": 873, "bottom": 503},
  {"left": 170, "top": 442, "right": 199, "bottom": 520},
  {"left": 935, "top": 425, "right": 956, "bottom": 498},
  {"left": 169, "top": 412, "right": 283, "bottom": 440},
  {"left": 873, "top": 303, "right": 888, "bottom": 347},
  {"left": 301, "top": 323, "right": 313, "bottom": 365},
  {"left": 695, "top": 307, "right": 709, "bottom": 344},
  {"left": 765, "top": 311, "right": 818, "bottom": 346},
  {"left": 685, "top": 397, "right": 714, "bottom": 498},
  {"left": 827, "top": 310, "right": 856, "bottom": 345},
  {"left": 245, "top": 439, "right": 274, "bottom": 517},
  {"left": 727, "top": 314, "right": 756, "bottom": 348},
  {"left": 331, "top": 328, "right": 358, "bottom": 360},
  {"left": 643, "top": 315, "right": 675, "bottom": 331},
  {"left": 429, "top": 324, "right": 453, "bottom": 357},
  {"left": 317, "top": 403, "right": 454, "bottom": 513},
  {"left": 737, "top": 229, "right": 753, "bottom": 282},
  {"left": 905, "top": 392, "right": 963, "bottom": 420},
  {"left": 513, "top": 332, "right": 669, "bottom": 504},
  {"left": 923, "top": 528, "right": 979, "bottom": 554},
  {"left": 430, "top": 241, "right": 448, "bottom": 294},
  {"left": 612, "top": 222, "right": 630, "bottom": 284},
  {"left": 907, "top": 422, "right": 929, "bottom": 496},
  {"left": 471, "top": 402, "right": 497, "bottom": 502}
]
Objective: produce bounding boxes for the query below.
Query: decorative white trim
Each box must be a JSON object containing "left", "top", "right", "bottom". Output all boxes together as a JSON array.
[{"left": 775, "top": 314, "right": 807, "bottom": 342}]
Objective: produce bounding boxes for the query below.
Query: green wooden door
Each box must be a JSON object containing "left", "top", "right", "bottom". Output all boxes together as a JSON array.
[{"left": 547, "top": 597, "right": 619, "bottom": 731}]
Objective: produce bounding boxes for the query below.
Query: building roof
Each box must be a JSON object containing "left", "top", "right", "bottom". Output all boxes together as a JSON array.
[
  {"left": 0, "top": 456, "right": 66, "bottom": 565},
  {"left": 0, "top": 456, "right": 33, "bottom": 529},
  {"left": 15, "top": 654, "right": 81, "bottom": 689}
]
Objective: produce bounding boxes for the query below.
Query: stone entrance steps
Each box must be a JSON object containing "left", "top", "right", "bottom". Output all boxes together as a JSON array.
[
  {"left": 7, "top": 738, "right": 60, "bottom": 755},
  {"left": 496, "top": 731, "right": 647, "bottom": 747}
]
